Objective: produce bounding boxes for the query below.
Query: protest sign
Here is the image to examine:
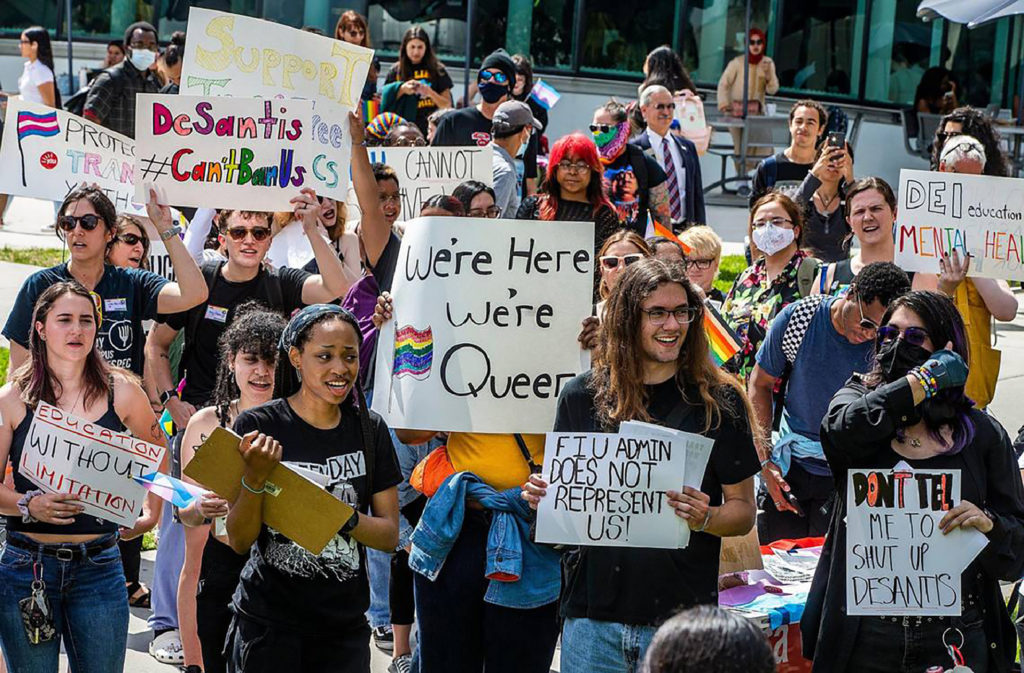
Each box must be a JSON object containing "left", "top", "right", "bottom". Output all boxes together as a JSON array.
[
  {"left": 360, "top": 146, "right": 493, "bottom": 223},
  {"left": 181, "top": 8, "right": 373, "bottom": 200},
  {"left": 846, "top": 462, "right": 988, "bottom": 616},
  {"left": 535, "top": 428, "right": 712, "bottom": 548},
  {"left": 895, "top": 168, "right": 1024, "bottom": 280},
  {"left": 17, "top": 402, "right": 167, "bottom": 528},
  {"left": 370, "top": 217, "right": 593, "bottom": 433},
  {"left": 0, "top": 99, "right": 138, "bottom": 211},
  {"left": 134, "top": 94, "right": 314, "bottom": 211}
]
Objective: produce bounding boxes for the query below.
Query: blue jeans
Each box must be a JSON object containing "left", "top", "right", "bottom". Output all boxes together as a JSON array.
[
  {"left": 0, "top": 532, "right": 128, "bottom": 673},
  {"left": 366, "top": 547, "right": 391, "bottom": 629},
  {"left": 560, "top": 618, "right": 657, "bottom": 673},
  {"left": 149, "top": 434, "right": 186, "bottom": 632}
]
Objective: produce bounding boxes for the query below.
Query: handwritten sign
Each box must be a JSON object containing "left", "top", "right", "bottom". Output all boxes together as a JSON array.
[
  {"left": 846, "top": 463, "right": 988, "bottom": 616},
  {"left": 18, "top": 402, "right": 167, "bottom": 528},
  {"left": 371, "top": 217, "right": 593, "bottom": 433},
  {"left": 895, "top": 168, "right": 1024, "bottom": 280},
  {"left": 0, "top": 99, "right": 139, "bottom": 211},
  {"left": 181, "top": 8, "right": 374, "bottom": 200},
  {"left": 535, "top": 427, "right": 713, "bottom": 548},
  {"left": 134, "top": 94, "right": 314, "bottom": 211},
  {"left": 358, "top": 146, "right": 493, "bottom": 222}
]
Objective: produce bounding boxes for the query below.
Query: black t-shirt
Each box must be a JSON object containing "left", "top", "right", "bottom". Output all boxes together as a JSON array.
[
  {"left": 552, "top": 371, "right": 760, "bottom": 626},
  {"left": 749, "top": 151, "right": 813, "bottom": 207},
  {"left": 231, "top": 398, "right": 401, "bottom": 633},
  {"left": 432, "top": 106, "right": 538, "bottom": 181},
  {"left": 368, "top": 232, "right": 402, "bottom": 294},
  {"left": 603, "top": 147, "right": 667, "bottom": 237},
  {"left": 384, "top": 65, "right": 454, "bottom": 136},
  {"left": 162, "top": 262, "right": 309, "bottom": 406}
]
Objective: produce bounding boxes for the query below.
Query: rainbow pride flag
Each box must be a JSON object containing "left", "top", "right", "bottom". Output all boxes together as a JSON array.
[
  {"left": 704, "top": 301, "right": 740, "bottom": 367},
  {"left": 651, "top": 220, "right": 693, "bottom": 255},
  {"left": 362, "top": 98, "right": 380, "bottom": 124},
  {"left": 393, "top": 324, "right": 433, "bottom": 379}
]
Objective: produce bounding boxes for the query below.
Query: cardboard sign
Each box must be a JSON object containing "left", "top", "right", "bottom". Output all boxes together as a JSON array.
[
  {"left": 846, "top": 463, "right": 988, "bottom": 616},
  {"left": 534, "top": 427, "right": 714, "bottom": 548},
  {"left": 183, "top": 427, "right": 353, "bottom": 555},
  {"left": 895, "top": 168, "right": 1024, "bottom": 280},
  {"left": 0, "top": 99, "right": 139, "bottom": 211},
  {"left": 181, "top": 7, "right": 374, "bottom": 200},
  {"left": 361, "top": 146, "right": 493, "bottom": 222},
  {"left": 18, "top": 403, "right": 167, "bottom": 528},
  {"left": 370, "top": 217, "right": 593, "bottom": 433},
  {"left": 134, "top": 94, "right": 314, "bottom": 211}
]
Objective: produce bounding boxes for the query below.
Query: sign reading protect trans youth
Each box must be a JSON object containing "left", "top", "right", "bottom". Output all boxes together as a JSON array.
[
  {"left": 895, "top": 168, "right": 1024, "bottom": 280},
  {"left": 134, "top": 94, "right": 314, "bottom": 211}
]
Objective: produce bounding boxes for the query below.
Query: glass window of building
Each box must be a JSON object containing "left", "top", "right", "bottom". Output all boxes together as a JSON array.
[
  {"left": 682, "top": 0, "right": 771, "bottom": 88},
  {"left": 864, "top": 0, "right": 934, "bottom": 106},
  {"left": 578, "top": 0, "right": 675, "bottom": 76},
  {"left": 945, "top": 20, "right": 1002, "bottom": 108},
  {"left": 529, "top": 0, "right": 575, "bottom": 70},
  {"left": 773, "top": 1, "right": 861, "bottom": 98}
]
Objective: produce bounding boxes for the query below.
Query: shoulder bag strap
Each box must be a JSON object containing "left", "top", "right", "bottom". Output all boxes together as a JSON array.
[{"left": 513, "top": 433, "right": 542, "bottom": 474}]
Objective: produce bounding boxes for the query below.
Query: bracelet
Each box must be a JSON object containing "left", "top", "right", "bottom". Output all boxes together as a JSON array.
[
  {"left": 17, "top": 489, "right": 44, "bottom": 523},
  {"left": 760, "top": 457, "right": 773, "bottom": 469},
  {"left": 910, "top": 366, "right": 939, "bottom": 399},
  {"left": 240, "top": 476, "right": 266, "bottom": 494},
  {"left": 340, "top": 509, "right": 360, "bottom": 536},
  {"left": 159, "top": 224, "right": 182, "bottom": 242},
  {"left": 695, "top": 507, "right": 713, "bottom": 533}
]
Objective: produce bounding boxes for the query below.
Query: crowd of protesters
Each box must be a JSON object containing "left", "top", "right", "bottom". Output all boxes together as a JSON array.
[{"left": 0, "top": 13, "right": 1023, "bottom": 673}]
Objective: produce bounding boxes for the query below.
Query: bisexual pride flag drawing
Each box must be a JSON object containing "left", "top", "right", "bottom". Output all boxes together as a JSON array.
[
  {"left": 393, "top": 324, "right": 434, "bottom": 379},
  {"left": 16, "top": 110, "right": 60, "bottom": 186},
  {"left": 703, "top": 301, "right": 741, "bottom": 367}
]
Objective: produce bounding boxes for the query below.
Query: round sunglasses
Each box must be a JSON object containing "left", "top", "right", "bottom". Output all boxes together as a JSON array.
[
  {"left": 225, "top": 226, "right": 272, "bottom": 242},
  {"left": 58, "top": 214, "right": 103, "bottom": 232},
  {"left": 876, "top": 325, "right": 930, "bottom": 347}
]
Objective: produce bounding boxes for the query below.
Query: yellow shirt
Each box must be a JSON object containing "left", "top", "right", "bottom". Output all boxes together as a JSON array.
[
  {"left": 447, "top": 432, "right": 545, "bottom": 491},
  {"left": 954, "top": 279, "right": 1001, "bottom": 409}
]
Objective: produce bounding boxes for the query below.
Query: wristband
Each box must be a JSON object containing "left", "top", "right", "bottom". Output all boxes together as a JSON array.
[
  {"left": 17, "top": 489, "right": 44, "bottom": 523},
  {"left": 159, "top": 224, "right": 183, "bottom": 242},
  {"left": 240, "top": 476, "right": 266, "bottom": 494},
  {"left": 340, "top": 509, "right": 360, "bottom": 536},
  {"left": 760, "top": 457, "right": 773, "bottom": 469},
  {"left": 695, "top": 507, "right": 713, "bottom": 533}
]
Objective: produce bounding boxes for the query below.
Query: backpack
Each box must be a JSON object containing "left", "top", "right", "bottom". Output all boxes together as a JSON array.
[
  {"left": 796, "top": 256, "right": 821, "bottom": 298},
  {"left": 762, "top": 154, "right": 779, "bottom": 191},
  {"left": 772, "top": 294, "right": 831, "bottom": 430}
]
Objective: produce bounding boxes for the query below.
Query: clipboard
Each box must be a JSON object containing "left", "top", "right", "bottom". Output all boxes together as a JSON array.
[{"left": 183, "top": 427, "right": 353, "bottom": 555}]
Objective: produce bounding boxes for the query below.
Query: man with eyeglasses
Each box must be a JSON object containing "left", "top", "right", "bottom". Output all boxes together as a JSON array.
[
  {"left": 83, "top": 21, "right": 160, "bottom": 138},
  {"left": 633, "top": 85, "right": 706, "bottom": 230},
  {"left": 490, "top": 100, "right": 541, "bottom": 219},
  {"left": 747, "top": 261, "right": 910, "bottom": 542}
]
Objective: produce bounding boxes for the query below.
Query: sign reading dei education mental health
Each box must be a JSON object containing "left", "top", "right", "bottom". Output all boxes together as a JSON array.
[
  {"left": 371, "top": 217, "right": 593, "bottom": 433},
  {"left": 18, "top": 403, "right": 168, "bottom": 528},
  {"left": 846, "top": 463, "right": 988, "bottom": 616},
  {"left": 0, "top": 99, "right": 138, "bottom": 211},
  {"left": 361, "top": 146, "right": 493, "bottom": 223},
  {"left": 535, "top": 426, "right": 713, "bottom": 549},
  {"left": 134, "top": 94, "right": 314, "bottom": 211},
  {"left": 181, "top": 7, "right": 374, "bottom": 201},
  {"left": 895, "top": 168, "right": 1024, "bottom": 280}
]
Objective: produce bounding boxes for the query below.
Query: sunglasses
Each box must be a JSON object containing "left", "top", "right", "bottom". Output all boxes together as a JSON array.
[
  {"left": 600, "top": 253, "right": 645, "bottom": 270},
  {"left": 876, "top": 325, "right": 930, "bottom": 347},
  {"left": 750, "top": 39, "right": 763, "bottom": 45},
  {"left": 643, "top": 306, "right": 701, "bottom": 325},
  {"left": 479, "top": 70, "right": 509, "bottom": 85},
  {"left": 589, "top": 123, "right": 614, "bottom": 134},
  {"left": 469, "top": 206, "right": 502, "bottom": 218},
  {"left": 392, "top": 136, "right": 427, "bottom": 147},
  {"left": 116, "top": 233, "right": 143, "bottom": 246},
  {"left": 225, "top": 226, "right": 272, "bottom": 242},
  {"left": 856, "top": 299, "right": 880, "bottom": 332},
  {"left": 58, "top": 214, "right": 103, "bottom": 232}
]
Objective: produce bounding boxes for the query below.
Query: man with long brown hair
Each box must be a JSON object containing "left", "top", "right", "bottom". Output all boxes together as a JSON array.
[{"left": 523, "top": 258, "right": 760, "bottom": 672}]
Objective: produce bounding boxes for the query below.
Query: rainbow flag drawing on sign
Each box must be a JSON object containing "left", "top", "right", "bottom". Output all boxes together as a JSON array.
[
  {"left": 15, "top": 110, "right": 60, "bottom": 186},
  {"left": 530, "top": 79, "right": 561, "bottom": 110},
  {"left": 703, "top": 301, "right": 741, "bottom": 367},
  {"left": 393, "top": 324, "right": 433, "bottom": 379}
]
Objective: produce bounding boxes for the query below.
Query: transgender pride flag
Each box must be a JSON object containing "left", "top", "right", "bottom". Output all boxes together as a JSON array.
[
  {"left": 530, "top": 79, "right": 561, "bottom": 110},
  {"left": 16, "top": 110, "right": 60, "bottom": 186}
]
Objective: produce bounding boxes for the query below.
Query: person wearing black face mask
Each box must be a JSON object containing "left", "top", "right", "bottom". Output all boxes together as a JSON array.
[{"left": 803, "top": 290, "right": 1024, "bottom": 673}]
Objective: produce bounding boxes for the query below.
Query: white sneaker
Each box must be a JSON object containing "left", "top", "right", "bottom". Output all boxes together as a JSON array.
[
  {"left": 148, "top": 630, "right": 184, "bottom": 665},
  {"left": 388, "top": 654, "right": 413, "bottom": 673}
]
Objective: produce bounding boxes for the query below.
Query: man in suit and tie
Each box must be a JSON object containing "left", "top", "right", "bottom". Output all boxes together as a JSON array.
[{"left": 632, "top": 85, "right": 707, "bottom": 230}]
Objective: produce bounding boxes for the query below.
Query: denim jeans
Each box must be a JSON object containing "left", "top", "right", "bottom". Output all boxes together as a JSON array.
[
  {"left": 0, "top": 532, "right": 129, "bottom": 673},
  {"left": 845, "top": 612, "right": 989, "bottom": 673},
  {"left": 366, "top": 547, "right": 392, "bottom": 629},
  {"left": 560, "top": 617, "right": 658, "bottom": 673},
  {"left": 148, "top": 471, "right": 185, "bottom": 632}
]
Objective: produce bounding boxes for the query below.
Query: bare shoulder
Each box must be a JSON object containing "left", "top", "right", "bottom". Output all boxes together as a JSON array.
[{"left": 0, "top": 382, "right": 27, "bottom": 426}]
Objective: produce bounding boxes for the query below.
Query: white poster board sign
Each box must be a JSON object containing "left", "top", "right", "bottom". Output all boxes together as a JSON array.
[
  {"left": 535, "top": 428, "right": 712, "bottom": 548},
  {"left": 895, "top": 168, "right": 1024, "bottom": 280},
  {"left": 134, "top": 94, "right": 314, "bottom": 211},
  {"left": 359, "top": 146, "right": 493, "bottom": 222},
  {"left": 180, "top": 7, "right": 373, "bottom": 200},
  {"left": 371, "top": 217, "right": 593, "bottom": 433},
  {"left": 0, "top": 99, "right": 139, "bottom": 211},
  {"left": 18, "top": 403, "right": 168, "bottom": 528},
  {"left": 846, "top": 463, "right": 988, "bottom": 616}
]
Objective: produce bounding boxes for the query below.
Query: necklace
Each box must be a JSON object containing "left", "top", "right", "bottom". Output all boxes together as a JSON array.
[
  {"left": 815, "top": 190, "right": 838, "bottom": 211},
  {"left": 59, "top": 385, "right": 86, "bottom": 417}
]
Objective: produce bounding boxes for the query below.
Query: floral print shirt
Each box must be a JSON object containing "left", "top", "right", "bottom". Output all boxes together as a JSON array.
[{"left": 722, "top": 250, "right": 811, "bottom": 381}]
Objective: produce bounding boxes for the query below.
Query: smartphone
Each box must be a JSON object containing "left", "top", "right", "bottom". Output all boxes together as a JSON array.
[{"left": 827, "top": 131, "right": 845, "bottom": 149}]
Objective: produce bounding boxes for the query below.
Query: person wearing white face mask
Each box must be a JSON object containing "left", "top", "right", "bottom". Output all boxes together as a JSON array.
[
  {"left": 83, "top": 21, "right": 160, "bottom": 139},
  {"left": 490, "top": 100, "right": 541, "bottom": 219}
]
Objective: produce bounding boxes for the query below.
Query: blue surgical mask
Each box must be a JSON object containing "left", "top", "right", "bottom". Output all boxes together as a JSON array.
[
  {"left": 129, "top": 48, "right": 156, "bottom": 71},
  {"left": 515, "top": 132, "right": 530, "bottom": 158}
]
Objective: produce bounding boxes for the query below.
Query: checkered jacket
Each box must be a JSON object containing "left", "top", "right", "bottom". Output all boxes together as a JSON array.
[{"left": 83, "top": 61, "right": 160, "bottom": 139}]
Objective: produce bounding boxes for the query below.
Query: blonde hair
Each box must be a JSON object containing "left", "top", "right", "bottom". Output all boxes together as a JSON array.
[{"left": 679, "top": 225, "right": 722, "bottom": 261}]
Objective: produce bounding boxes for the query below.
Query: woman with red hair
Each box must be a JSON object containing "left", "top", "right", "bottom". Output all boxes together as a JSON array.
[{"left": 516, "top": 133, "right": 619, "bottom": 254}]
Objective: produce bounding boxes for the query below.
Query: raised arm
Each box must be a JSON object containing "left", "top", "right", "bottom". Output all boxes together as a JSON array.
[
  {"left": 291, "top": 188, "right": 351, "bottom": 303},
  {"left": 348, "top": 112, "right": 392, "bottom": 266}
]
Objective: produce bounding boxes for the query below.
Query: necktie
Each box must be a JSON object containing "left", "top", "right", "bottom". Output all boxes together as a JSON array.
[{"left": 662, "top": 136, "right": 683, "bottom": 222}]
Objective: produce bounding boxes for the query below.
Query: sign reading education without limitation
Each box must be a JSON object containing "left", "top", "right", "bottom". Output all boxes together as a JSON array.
[
  {"left": 18, "top": 403, "right": 167, "bottom": 528},
  {"left": 895, "top": 168, "right": 1024, "bottom": 280},
  {"left": 371, "top": 217, "right": 593, "bottom": 433},
  {"left": 134, "top": 94, "right": 314, "bottom": 211},
  {"left": 846, "top": 463, "right": 988, "bottom": 616}
]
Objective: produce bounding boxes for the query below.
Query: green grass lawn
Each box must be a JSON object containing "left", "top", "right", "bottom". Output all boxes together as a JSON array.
[
  {"left": 714, "top": 254, "right": 746, "bottom": 295},
  {"left": 0, "top": 347, "right": 7, "bottom": 387},
  {"left": 0, "top": 247, "right": 65, "bottom": 268}
]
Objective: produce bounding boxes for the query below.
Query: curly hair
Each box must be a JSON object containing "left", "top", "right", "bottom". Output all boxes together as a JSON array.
[
  {"left": 210, "top": 303, "right": 287, "bottom": 426},
  {"left": 930, "top": 106, "right": 1008, "bottom": 177},
  {"left": 848, "top": 261, "right": 911, "bottom": 307}
]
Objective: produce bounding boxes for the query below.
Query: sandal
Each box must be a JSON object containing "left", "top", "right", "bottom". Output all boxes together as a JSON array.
[{"left": 127, "top": 581, "right": 151, "bottom": 608}]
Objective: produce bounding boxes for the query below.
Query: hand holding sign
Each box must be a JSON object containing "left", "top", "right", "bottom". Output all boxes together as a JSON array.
[
  {"left": 290, "top": 188, "right": 323, "bottom": 232},
  {"left": 239, "top": 431, "right": 282, "bottom": 489},
  {"left": 666, "top": 486, "right": 712, "bottom": 530},
  {"left": 939, "top": 500, "right": 994, "bottom": 535},
  {"left": 27, "top": 492, "right": 85, "bottom": 525},
  {"left": 144, "top": 183, "right": 174, "bottom": 234},
  {"left": 937, "top": 249, "right": 970, "bottom": 296}
]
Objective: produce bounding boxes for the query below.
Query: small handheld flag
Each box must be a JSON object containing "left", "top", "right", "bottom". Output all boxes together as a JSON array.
[
  {"left": 530, "top": 79, "right": 561, "bottom": 110},
  {"left": 651, "top": 220, "right": 693, "bottom": 256},
  {"left": 16, "top": 110, "right": 60, "bottom": 187},
  {"left": 159, "top": 408, "right": 175, "bottom": 439},
  {"left": 703, "top": 300, "right": 741, "bottom": 367},
  {"left": 133, "top": 472, "right": 206, "bottom": 509}
]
